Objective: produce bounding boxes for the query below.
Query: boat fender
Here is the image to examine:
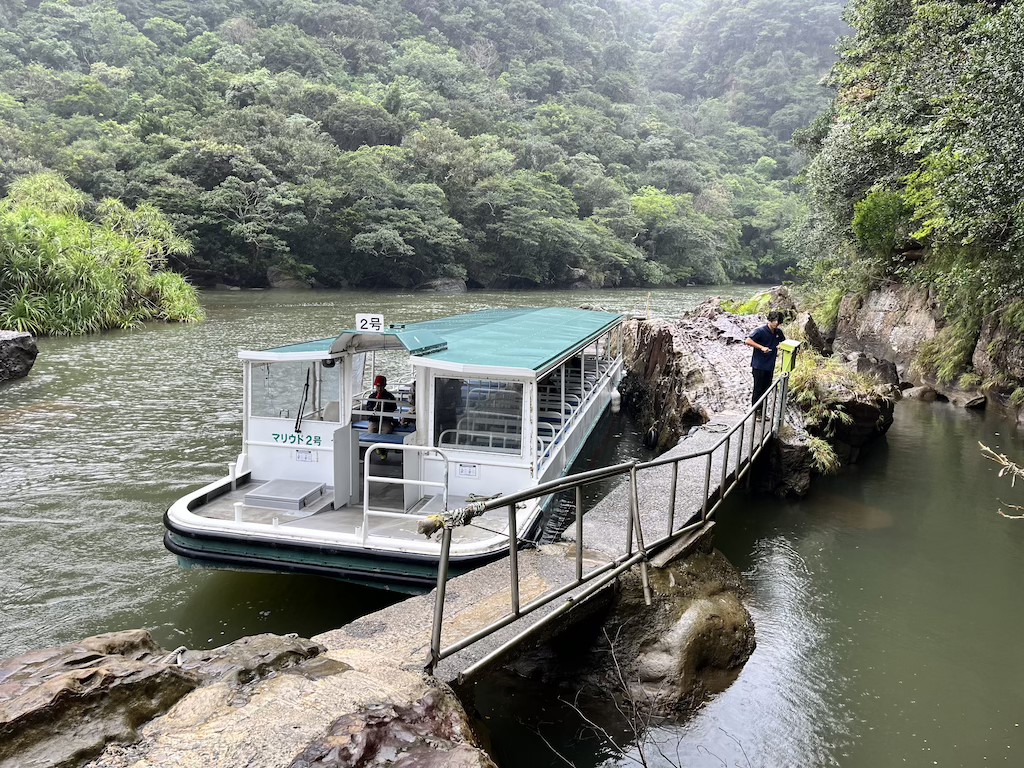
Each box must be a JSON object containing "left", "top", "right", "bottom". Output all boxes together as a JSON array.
[
  {"left": 610, "top": 389, "right": 621, "bottom": 413},
  {"left": 643, "top": 425, "right": 658, "bottom": 450}
]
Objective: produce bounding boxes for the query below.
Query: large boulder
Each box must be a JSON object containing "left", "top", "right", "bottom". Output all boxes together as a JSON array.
[
  {"left": 0, "top": 331, "right": 38, "bottom": 382},
  {"left": 576, "top": 544, "right": 755, "bottom": 715},
  {"left": 833, "top": 284, "right": 941, "bottom": 384},
  {"left": 754, "top": 426, "right": 814, "bottom": 497},
  {"left": 846, "top": 352, "right": 902, "bottom": 400}
]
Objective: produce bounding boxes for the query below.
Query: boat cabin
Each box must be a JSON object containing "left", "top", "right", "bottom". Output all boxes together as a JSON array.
[
  {"left": 166, "top": 307, "right": 623, "bottom": 590},
  {"left": 238, "top": 308, "right": 622, "bottom": 524}
]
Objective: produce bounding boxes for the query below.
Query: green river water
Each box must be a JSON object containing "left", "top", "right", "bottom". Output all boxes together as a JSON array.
[{"left": 2, "top": 287, "right": 1022, "bottom": 767}]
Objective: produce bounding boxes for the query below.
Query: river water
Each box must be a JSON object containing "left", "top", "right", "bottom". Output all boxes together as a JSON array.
[{"left": 2, "top": 288, "right": 1023, "bottom": 767}]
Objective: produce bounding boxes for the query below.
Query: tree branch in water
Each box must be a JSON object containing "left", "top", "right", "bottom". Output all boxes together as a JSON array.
[{"left": 979, "top": 442, "right": 1024, "bottom": 518}]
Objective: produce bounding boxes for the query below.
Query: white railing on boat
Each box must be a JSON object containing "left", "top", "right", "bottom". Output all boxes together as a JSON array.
[
  {"left": 534, "top": 357, "right": 620, "bottom": 473},
  {"left": 362, "top": 444, "right": 450, "bottom": 545}
]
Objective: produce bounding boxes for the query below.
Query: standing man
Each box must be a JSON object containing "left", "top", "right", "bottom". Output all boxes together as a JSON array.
[{"left": 744, "top": 311, "right": 786, "bottom": 413}]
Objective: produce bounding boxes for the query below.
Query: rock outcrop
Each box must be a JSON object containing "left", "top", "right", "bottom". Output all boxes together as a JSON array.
[
  {"left": 266, "top": 267, "right": 312, "bottom": 290},
  {"left": 621, "top": 297, "right": 896, "bottom": 492},
  {"left": 0, "top": 630, "right": 199, "bottom": 768},
  {"left": 833, "top": 284, "right": 1024, "bottom": 415},
  {"left": 972, "top": 306, "right": 1024, "bottom": 423},
  {"left": 2, "top": 629, "right": 494, "bottom": 768},
  {"left": 795, "top": 311, "right": 828, "bottom": 354},
  {"left": 413, "top": 278, "right": 468, "bottom": 294},
  {"left": 619, "top": 301, "right": 771, "bottom": 451},
  {"left": 0, "top": 331, "right": 38, "bottom": 382},
  {"left": 973, "top": 309, "right": 1024, "bottom": 382},
  {"left": 833, "top": 284, "right": 941, "bottom": 379}
]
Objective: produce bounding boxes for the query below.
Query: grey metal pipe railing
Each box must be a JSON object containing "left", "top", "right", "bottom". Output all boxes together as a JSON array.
[{"left": 424, "top": 373, "right": 790, "bottom": 675}]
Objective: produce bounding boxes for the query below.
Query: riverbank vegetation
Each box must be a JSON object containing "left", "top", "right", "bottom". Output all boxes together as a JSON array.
[
  {"left": 0, "top": 0, "right": 844, "bottom": 291},
  {"left": 0, "top": 173, "right": 204, "bottom": 336},
  {"left": 800, "top": 0, "right": 1024, "bottom": 384}
]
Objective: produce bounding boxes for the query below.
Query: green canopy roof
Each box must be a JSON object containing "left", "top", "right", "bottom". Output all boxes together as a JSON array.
[
  {"left": 253, "top": 308, "right": 622, "bottom": 374},
  {"left": 408, "top": 307, "right": 621, "bottom": 373}
]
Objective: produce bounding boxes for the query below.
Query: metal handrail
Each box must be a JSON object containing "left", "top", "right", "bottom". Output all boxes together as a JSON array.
[
  {"left": 362, "top": 444, "right": 451, "bottom": 544},
  {"left": 425, "top": 373, "right": 790, "bottom": 677}
]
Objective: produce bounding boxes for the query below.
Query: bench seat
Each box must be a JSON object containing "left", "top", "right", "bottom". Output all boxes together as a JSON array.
[{"left": 358, "top": 431, "right": 408, "bottom": 445}]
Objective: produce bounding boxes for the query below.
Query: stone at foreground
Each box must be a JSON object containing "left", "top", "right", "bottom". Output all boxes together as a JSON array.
[
  {"left": 0, "top": 630, "right": 199, "bottom": 768},
  {"left": 80, "top": 632, "right": 493, "bottom": 768},
  {"left": 0, "top": 628, "right": 497, "bottom": 768},
  {"left": 0, "top": 330, "right": 38, "bottom": 382}
]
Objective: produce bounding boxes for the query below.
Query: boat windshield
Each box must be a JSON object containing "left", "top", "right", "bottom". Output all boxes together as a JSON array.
[{"left": 250, "top": 360, "right": 341, "bottom": 421}]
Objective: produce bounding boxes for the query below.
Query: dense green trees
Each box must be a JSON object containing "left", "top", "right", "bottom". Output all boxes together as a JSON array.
[
  {"left": 0, "top": 173, "right": 204, "bottom": 335},
  {"left": 804, "top": 0, "right": 1024, "bottom": 380},
  {"left": 0, "top": 0, "right": 842, "bottom": 292}
]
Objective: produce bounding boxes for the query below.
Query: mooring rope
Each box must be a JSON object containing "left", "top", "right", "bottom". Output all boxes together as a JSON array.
[{"left": 416, "top": 493, "right": 526, "bottom": 538}]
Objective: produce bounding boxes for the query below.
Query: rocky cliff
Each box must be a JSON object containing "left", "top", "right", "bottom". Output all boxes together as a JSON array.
[
  {"left": 832, "top": 283, "right": 1024, "bottom": 422},
  {"left": 620, "top": 296, "right": 894, "bottom": 495}
]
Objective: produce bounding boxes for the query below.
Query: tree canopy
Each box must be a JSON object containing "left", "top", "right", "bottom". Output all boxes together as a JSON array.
[
  {"left": 0, "top": 0, "right": 845, "bottom": 290},
  {"left": 803, "top": 0, "right": 1024, "bottom": 380}
]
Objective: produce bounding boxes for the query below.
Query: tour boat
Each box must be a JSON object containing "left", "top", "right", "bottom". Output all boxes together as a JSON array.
[{"left": 163, "top": 307, "right": 624, "bottom": 592}]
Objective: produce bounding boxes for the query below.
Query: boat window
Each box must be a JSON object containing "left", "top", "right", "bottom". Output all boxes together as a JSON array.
[
  {"left": 434, "top": 376, "right": 524, "bottom": 455},
  {"left": 318, "top": 361, "right": 342, "bottom": 421},
  {"left": 250, "top": 361, "right": 334, "bottom": 420}
]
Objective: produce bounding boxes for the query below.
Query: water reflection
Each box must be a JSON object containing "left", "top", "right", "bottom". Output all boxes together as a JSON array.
[{"left": 469, "top": 399, "right": 1024, "bottom": 767}]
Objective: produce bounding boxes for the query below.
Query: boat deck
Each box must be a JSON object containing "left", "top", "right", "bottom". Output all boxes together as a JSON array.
[{"left": 189, "top": 466, "right": 511, "bottom": 547}]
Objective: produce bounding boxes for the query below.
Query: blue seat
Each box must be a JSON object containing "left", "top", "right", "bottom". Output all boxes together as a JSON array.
[{"left": 358, "top": 431, "right": 407, "bottom": 445}]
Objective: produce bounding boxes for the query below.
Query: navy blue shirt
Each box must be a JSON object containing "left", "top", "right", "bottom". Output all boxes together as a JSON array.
[{"left": 750, "top": 325, "right": 786, "bottom": 371}]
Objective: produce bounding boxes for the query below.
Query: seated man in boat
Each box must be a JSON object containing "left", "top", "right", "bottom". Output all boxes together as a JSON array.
[{"left": 366, "top": 375, "right": 398, "bottom": 459}]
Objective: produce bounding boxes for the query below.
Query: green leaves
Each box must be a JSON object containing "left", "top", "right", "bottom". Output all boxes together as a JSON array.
[
  {"left": 0, "top": 0, "right": 837, "bottom": 290},
  {"left": 0, "top": 173, "right": 203, "bottom": 335}
]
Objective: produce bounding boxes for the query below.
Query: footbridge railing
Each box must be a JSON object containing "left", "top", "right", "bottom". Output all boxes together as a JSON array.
[{"left": 425, "top": 371, "right": 792, "bottom": 678}]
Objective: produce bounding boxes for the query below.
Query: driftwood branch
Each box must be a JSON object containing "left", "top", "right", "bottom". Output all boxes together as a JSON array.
[{"left": 979, "top": 442, "right": 1024, "bottom": 519}]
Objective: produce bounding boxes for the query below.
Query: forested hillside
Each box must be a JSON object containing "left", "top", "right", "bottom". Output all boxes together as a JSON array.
[
  {"left": 0, "top": 0, "right": 845, "bottom": 290},
  {"left": 804, "top": 0, "right": 1024, "bottom": 380}
]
